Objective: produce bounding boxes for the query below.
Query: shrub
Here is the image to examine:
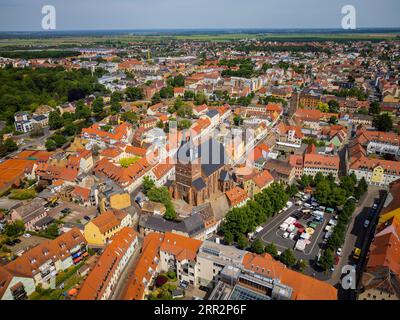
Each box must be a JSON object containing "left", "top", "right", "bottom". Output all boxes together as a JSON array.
[
  {"left": 9, "top": 188, "right": 37, "bottom": 200},
  {"left": 155, "top": 275, "right": 168, "bottom": 288}
]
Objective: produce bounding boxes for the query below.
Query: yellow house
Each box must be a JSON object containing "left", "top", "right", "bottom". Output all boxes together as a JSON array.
[
  {"left": 84, "top": 210, "right": 131, "bottom": 245},
  {"left": 378, "top": 179, "right": 400, "bottom": 225},
  {"left": 371, "top": 166, "right": 384, "bottom": 185}
]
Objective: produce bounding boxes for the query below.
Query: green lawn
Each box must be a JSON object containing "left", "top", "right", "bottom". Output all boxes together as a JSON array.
[{"left": 119, "top": 156, "right": 141, "bottom": 168}]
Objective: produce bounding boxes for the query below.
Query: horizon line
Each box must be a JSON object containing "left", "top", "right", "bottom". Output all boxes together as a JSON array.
[{"left": 1, "top": 27, "right": 400, "bottom": 34}]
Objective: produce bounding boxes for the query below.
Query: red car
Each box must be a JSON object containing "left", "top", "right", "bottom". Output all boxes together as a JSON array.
[
  {"left": 294, "top": 222, "right": 303, "bottom": 228},
  {"left": 335, "top": 255, "right": 340, "bottom": 265}
]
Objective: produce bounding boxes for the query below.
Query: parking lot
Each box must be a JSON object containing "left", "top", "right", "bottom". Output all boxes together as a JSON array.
[
  {"left": 47, "top": 201, "right": 98, "bottom": 224},
  {"left": 257, "top": 193, "right": 339, "bottom": 280},
  {"left": 4, "top": 234, "right": 48, "bottom": 255}
]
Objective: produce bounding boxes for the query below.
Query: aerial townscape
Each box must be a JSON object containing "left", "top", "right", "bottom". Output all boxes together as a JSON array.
[{"left": 0, "top": 14, "right": 400, "bottom": 304}]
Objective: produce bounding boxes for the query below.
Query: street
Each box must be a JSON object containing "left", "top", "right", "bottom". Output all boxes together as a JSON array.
[
  {"left": 110, "top": 238, "right": 143, "bottom": 300},
  {"left": 329, "top": 186, "right": 382, "bottom": 299}
]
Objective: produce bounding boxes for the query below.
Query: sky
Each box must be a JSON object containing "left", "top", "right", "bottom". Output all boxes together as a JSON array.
[{"left": 0, "top": 0, "right": 399, "bottom": 31}]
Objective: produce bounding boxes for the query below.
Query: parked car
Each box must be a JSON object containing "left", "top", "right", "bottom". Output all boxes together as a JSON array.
[
  {"left": 84, "top": 216, "right": 91, "bottom": 221},
  {"left": 372, "top": 203, "right": 378, "bottom": 210},
  {"left": 283, "top": 232, "right": 289, "bottom": 239},
  {"left": 14, "top": 239, "right": 21, "bottom": 244},
  {"left": 336, "top": 248, "right": 342, "bottom": 256},
  {"left": 61, "top": 207, "right": 71, "bottom": 214},
  {"left": 22, "top": 234, "right": 31, "bottom": 238},
  {"left": 364, "top": 220, "right": 370, "bottom": 228},
  {"left": 179, "top": 280, "right": 189, "bottom": 289}
]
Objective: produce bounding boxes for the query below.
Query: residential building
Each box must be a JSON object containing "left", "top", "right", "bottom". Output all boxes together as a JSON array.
[
  {"left": 4, "top": 228, "right": 86, "bottom": 289},
  {"left": 77, "top": 227, "right": 139, "bottom": 300},
  {"left": 10, "top": 199, "right": 48, "bottom": 231},
  {"left": 225, "top": 186, "right": 250, "bottom": 208},
  {"left": 83, "top": 210, "right": 132, "bottom": 246},
  {"left": 159, "top": 232, "right": 202, "bottom": 286},
  {"left": 244, "top": 169, "right": 274, "bottom": 198},
  {"left": 359, "top": 216, "right": 400, "bottom": 300},
  {"left": 0, "top": 266, "right": 35, "bottom": 300}
]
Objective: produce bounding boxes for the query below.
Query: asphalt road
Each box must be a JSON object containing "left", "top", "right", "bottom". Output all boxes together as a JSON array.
[
  {"left": 329, "top": 187, "right": 382, "bottom": 299},
  {"left": 110, "top": 239, "right": 143, "bottom": 300}
]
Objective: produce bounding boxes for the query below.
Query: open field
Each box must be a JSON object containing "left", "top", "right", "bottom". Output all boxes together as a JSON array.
[{"left": 0, "top": 31, "right": 399, "bottom": 50}]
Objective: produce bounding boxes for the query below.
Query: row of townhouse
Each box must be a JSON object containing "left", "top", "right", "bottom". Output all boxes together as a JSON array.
[
  {"left": 348, "top": 156, "right": 400, "bottom": 188},
  {"left": 289, "top": 145, "right": 340, "bottom": 179},
  {"left": 1, "top": 228, "right": 87, "bottom": 299},
  {"left": 347, "top": 129, "right": 400, "bottom": 188},
  {"left": 76, "top": 227, "right": 139, "bottom": 300},
  {"left": 355, "top": 126, "right": 400, "bottom": 156},
  {"left": 81, "top": 122, "right": 134, "bottom": 147}
]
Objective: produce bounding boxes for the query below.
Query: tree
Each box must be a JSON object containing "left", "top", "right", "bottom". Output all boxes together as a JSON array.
[
  {"left": 328, "top": 100, "right": 340, "bottom": 113},
  {"left": 373, "top": 113, "right": 393, "bottom": 132},
  {"left": 233, "top": 115, "right": 243, "bottom": 126},
  {"left": 92, "top": 97, "right": 104, "bottom": 114},
  {"left": 51, "top": 134, "right": 67, "bottom": 148},
  {"left": 48, "top": 111, "right": 63, "bottom": 130},
  {"left": 156, "top": 121, "right": 164, "bottom": 129},
  {"left": 319, "top": 248, "right": 335, "bottom": 271},
  {"left": 143, "top": 176, "right": 156, "bottom": 194},
  {"left": 178, "top": 119, "right": 192, "bottom": 130},
  {"left": 111, "top": 101, "right": 121, "bottom": 114},
  {"left": 195, "top": 92, "right": 207, "bottom": 105},
  {"left": 3, "top": 139, "right": 18, "bottom": 153},
  {"left": 369, "top": 101, "right": 381, "bottom": 115},
  {"left": 317, "top": 102, "right": 329, "bottom": 113},
  {"left": 354, "top": 177, "right": 368, "bottom": 200},
  {"left": 4, "top": 220, "right": 25, "bottom": 237},
  {"left": 110, "top": 92, "right": 122, "bottom": 104},
  {"left": 125, "top": 87, "right": 144, "bottom": 101},
  {"left": 299, "top": 175, "right": 313, "bottom": 189},
  {"left": 121, "top": 111, "right": 138, "bottom": 124},
  {"left": 265, "top": 242, "right": 278, "bottom": 258},
  {"left": 329, "top": 116, "right": 338, "bottom": 124},
  {"left": 280, "top": 249, "right": 297, "bottom": 268},
  {"left": 75, "top": 101, "right": 91, "bottom": 119},
  {"left": 286, "top": 184, "right": 299, "bottom": 198},
  {"left": 296, "top": 259, "right": 308, "bottom": 273},
  {"left": 340, "top": 175, "right": 357, "bottom": 197},
  {"left": 183, "top": 90, "right": 195, "bottom": 100},
  {"left": 160, "top": 86, "right": 173, "bottom": 99},
  {"left": 151, "top": 92, "right": 162, "bottom": 105},
  {"left": 63, "top": 122, "right": 76, "bottom": 136},
  {"left": 45, "top": 139, "right": 57, "bottom": 151},
  {"left": 224, "top": 231, "right": 234, "bottom": 245},
  {"left": 237, "top": 234, "right": 249, "bottom": 249},
  {"left": 250, "top": 238, "right": 265, "bottom": 254}
]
